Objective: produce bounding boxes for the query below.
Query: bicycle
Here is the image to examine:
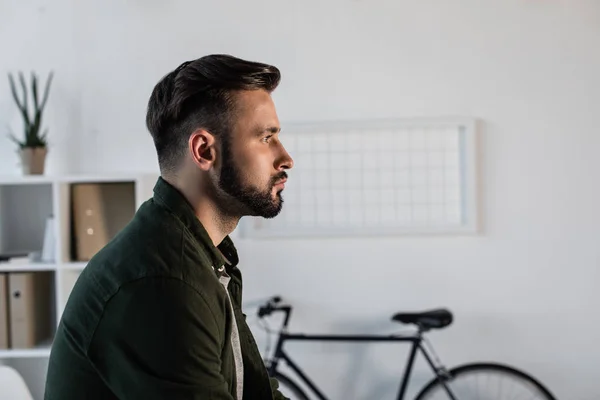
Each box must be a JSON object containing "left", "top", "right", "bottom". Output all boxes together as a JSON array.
[{"left": 255, "top": 296, "right": 558, "bottom": 400}]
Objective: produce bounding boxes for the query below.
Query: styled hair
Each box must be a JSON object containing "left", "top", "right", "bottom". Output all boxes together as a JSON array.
[{"left": 146, "top": 54, "right": 281, "bottom": 174}]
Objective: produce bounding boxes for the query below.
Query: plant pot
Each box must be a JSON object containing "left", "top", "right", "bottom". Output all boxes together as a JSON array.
[{"left": 19, "top": 147, "right": 48, "bottom": 175}]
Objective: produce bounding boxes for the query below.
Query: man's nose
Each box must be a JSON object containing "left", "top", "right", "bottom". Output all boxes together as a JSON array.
[{"left": 276, "top": 143, "right": 294, "bottom": 170}]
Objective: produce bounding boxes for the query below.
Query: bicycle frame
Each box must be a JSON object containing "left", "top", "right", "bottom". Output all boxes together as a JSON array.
[
  {"left": 266, "top": 329, "right": 456, "bottom": 400},
  {"left": 258, "top": 298, "right": 556, "bottom": 400}
]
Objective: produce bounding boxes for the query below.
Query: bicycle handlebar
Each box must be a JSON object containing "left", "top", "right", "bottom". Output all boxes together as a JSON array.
[{"left": 257, "top": 295, "right": 292, "bottom": 325}]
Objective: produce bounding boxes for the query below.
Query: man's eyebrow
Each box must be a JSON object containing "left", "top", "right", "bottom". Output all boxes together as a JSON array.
[{"left": 256, "top": 125, "right": 281, "bottom": 135}]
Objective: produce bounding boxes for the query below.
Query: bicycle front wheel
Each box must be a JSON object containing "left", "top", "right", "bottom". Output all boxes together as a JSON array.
[
  {"left": 414, "top": 362, "right": 557, "bottom": 400},
  {"left": 273, "top": 372, "right": 309, "bottom": 400}
]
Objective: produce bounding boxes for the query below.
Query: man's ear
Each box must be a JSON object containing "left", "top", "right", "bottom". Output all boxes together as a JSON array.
[{"left": 189, "top": 129, "right": 217, "bottom": 171}]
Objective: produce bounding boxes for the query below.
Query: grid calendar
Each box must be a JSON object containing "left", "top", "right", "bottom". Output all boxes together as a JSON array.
[{"left": 240, "top": 118, "right": 478, "bottom": 238}]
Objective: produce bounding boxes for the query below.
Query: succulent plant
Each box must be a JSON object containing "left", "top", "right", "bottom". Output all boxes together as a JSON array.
[{"left": 7, "top": 71, "right": 54, "bottom": 149}]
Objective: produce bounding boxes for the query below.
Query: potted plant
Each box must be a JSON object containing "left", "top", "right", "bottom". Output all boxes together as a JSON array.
[{"left": 7, "top": 71, "right": 54, "bottom": 175}]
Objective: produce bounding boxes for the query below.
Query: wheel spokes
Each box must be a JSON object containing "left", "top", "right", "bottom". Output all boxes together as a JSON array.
[{"left": 420, "top": 369, "right": 550, "bottom": 400}]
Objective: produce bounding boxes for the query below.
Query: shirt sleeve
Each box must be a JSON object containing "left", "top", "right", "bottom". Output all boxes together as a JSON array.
[{"left": 87, "top": 277, "right": 234, "bottom": 400}]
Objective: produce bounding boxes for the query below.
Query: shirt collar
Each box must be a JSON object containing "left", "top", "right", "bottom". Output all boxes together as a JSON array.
[{"left": 151, "top": 176, "right": 239, "bottom": 278}]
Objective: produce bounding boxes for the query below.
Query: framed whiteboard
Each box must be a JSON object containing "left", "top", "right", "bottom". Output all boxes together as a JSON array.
[{"left": 239, "top": 117, "right": 481, "bottom": 238}]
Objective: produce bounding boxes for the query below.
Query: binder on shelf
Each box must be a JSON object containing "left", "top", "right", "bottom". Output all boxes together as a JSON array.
[
  {"left": 0, "top": 273, "right": 8, "bottom": 349},
  {"left": 7, "top": 272, "right": 52, "bottom": 349},
  {"left": 70, "top": 182, "right": 135, "bottom": 261}
]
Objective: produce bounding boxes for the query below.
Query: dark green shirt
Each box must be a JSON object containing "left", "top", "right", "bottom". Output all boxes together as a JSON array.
[{"left": 44, "top": 177, "right": 286, "bottom": 400}]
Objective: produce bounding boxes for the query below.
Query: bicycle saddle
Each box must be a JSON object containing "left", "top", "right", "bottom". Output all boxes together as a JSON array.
[{"left": 391, "top": 309, "right": 453, "bottom": 330}]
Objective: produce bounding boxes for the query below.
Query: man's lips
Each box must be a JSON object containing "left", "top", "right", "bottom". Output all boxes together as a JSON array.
[{"left": 273, "top": 179, "right": 287, "bottom": 189}]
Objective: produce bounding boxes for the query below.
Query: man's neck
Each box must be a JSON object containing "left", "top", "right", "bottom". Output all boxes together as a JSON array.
[
  {"left": 194, "top": 200, "right": 239, "bottom": 246},
  {"left": 163, "top": 174, "right": 239, "bottom": 247}
]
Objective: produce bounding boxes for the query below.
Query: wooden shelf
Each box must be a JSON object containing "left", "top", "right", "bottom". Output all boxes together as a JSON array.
[
  {"left": 0, "top": 173, "right": 155, "bottom": 186},
  {"left": 0, "top": 175, "right": 55, "bottom": 185},
  {"left": 61, "top": 262, "right": 87, "bottom": 271},
  {"left": 0, "top": 263, "right": 59, "bottom": 272},
  {"left": 0, "top": 347, "right": 52, "bottom": 359}
]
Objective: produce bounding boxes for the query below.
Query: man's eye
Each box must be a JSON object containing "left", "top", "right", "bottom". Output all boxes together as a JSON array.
[{"left": 262, "top": 135, "right": 273, "bottom": 143}]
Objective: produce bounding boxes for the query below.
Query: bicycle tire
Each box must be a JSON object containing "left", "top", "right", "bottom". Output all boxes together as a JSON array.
[
  {"left": 414, "top": 362, "right": 557, "bottom": 400},
  {"left": 273, "top": 372, "right": 310, "bottom": 400}
]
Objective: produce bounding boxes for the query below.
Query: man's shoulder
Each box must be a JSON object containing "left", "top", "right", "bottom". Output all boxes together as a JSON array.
[
  {"left": 89, "top": 198, "right": 214, "bottom": 281},
  {"left": 59, "top": 200, "right": 228, "bottom": 347}
]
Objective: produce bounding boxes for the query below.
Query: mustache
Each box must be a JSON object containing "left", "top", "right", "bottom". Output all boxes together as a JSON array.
[{"left": 271, "top": 171, "right": 288, "bottom": 185}]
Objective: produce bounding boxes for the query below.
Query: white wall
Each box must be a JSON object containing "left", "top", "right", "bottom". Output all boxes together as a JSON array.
[{"left": 2, "top": 0, "right": 600, "bottom": 399}]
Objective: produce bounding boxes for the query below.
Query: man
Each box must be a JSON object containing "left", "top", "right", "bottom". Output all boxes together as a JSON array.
[{"left": 44, "top": 54, "right": 294, "bottom": 400}]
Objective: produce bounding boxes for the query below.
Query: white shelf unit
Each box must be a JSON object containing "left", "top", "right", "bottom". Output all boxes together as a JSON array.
[
  {"left": 0, "top": 173, "right": 158, "bottom": 362},
  {"left": 0, "top": 347, "right": 52, "bottom": 359}
]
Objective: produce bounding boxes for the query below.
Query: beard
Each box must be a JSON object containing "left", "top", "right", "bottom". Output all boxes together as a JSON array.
[{"left": 216, "top": 138, "right": 287, "bottom": 219}]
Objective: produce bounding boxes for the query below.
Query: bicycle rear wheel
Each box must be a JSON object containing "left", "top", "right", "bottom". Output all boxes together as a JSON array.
[
  {"left": 414, "top": 362, "right": 556, "bottom": 400},
  {"left": 273, "top": 372, "right": 309, "bottom": 400}
]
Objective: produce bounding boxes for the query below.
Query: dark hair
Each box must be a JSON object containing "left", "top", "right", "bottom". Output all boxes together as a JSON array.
[{"left": 146, "top": 54, "right": 281, "bottom": 174}]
